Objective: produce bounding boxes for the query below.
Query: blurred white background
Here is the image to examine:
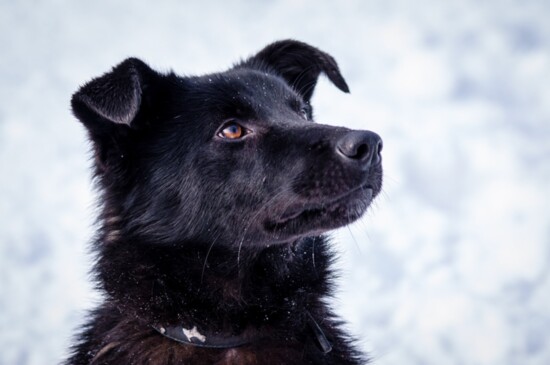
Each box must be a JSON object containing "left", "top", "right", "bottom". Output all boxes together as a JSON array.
[{"left": 1, "top": 1, "right": 549, "bottom": 364}]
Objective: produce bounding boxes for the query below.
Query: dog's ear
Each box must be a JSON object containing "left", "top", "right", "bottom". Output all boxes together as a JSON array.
[
  {"left": 242, "top": 39, "right": 349, "bottom": 102},
  {"left": 71, "top": 58, "right": 156, "bottom": 170},
  {"left": 72, "top": 57, "right": 153, "bottom": 128}
]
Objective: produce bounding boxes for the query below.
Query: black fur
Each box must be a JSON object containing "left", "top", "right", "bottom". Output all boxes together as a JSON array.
[{"left": 67, "top": 40, "right": 383, "bottom": 365}]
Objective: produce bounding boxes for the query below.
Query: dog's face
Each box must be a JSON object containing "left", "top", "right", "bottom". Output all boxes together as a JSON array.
[{"left": 72, "top": 40, "right": 382, "bottom": 246}]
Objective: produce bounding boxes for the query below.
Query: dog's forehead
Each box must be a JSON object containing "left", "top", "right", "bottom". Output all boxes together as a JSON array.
[
  {"left": 190, "top": 68, "right": 302, "bottom": 110},
  {"left": 220, "top": 68, "right": 297, "bottom": 96}
]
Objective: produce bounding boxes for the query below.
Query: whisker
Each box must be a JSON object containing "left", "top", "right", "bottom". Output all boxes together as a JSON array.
[{"left": 199, "top": 229, "right": 222, "bottom": 290}]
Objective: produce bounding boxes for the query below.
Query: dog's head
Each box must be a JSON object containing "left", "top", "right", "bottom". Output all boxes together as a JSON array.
[{"left": 72, "top": 40, "right": 382, "bottom": 246}]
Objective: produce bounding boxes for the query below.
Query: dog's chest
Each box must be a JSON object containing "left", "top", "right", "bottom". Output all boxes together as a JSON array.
[{"left": 216, "top": 348, "right": 257, "bottom": 365}]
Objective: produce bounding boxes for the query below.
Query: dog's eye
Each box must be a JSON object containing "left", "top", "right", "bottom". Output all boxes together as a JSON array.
[
  {"left": 300, "top": 106, "right": 310, "bottom": 120},
  {"left": 218, "top": 121, "right": 247, "bottom": 139}
]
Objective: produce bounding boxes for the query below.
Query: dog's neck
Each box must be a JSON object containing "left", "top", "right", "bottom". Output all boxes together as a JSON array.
[{"left": 94, "top": 231, "right": 332, "bottom": 334}]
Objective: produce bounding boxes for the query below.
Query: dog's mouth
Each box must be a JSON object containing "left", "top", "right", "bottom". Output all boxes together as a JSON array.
[{"left": 264, "top": 183, "right": 375, "bottom": 238}]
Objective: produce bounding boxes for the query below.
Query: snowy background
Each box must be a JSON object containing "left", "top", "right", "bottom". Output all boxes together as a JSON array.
[{"left": 1, "top": 1, "right": 549, "bottom": 364}]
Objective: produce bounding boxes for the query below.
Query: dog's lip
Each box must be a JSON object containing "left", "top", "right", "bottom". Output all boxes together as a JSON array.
[{"left": 272, "top": 183, "right": 374, "bottom": 225}]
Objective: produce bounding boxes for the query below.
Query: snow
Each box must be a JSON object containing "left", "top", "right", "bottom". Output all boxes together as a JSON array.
[{"left": 1, "top": 1, "right": 549, "bottom": 364}]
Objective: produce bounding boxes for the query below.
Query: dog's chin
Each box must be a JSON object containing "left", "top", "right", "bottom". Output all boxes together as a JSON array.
[{"left": 263, "top": 185, "right": 375, "bottom": 242}]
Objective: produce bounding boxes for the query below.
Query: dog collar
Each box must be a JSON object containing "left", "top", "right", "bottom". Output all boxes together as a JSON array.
[
  {"left": 152, "top": 324, "right": 253, "bottom": 349},
  {"left": 154, "top": 310, "right": 332, "bottom": 353}
]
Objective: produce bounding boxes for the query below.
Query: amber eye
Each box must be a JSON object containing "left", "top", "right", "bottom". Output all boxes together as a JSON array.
[{"left": 218, "top": 122, "right": 245, "bottom": 139}]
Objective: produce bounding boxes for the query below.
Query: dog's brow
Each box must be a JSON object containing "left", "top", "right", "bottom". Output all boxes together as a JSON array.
[{"left": 287, "top": 98, "right": 302, "bottom": 111}]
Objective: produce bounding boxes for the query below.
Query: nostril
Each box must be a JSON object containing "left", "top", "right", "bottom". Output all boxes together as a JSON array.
[
  {"left": 354, "top": 143, "right": 369, "bottom": 160},
  {"left": 337, "top": 141, "right": 367, "bottom": 160},
  {"left": 371, "top": 140, "right": 383, "bottom": 165},
  {"left": 375, "top": 140, "right": 383, "bottom": 160}
]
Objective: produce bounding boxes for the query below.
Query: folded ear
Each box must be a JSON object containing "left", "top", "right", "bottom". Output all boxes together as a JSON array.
[
  {"left": 242, "top": 39, "right": 350, "bottom": 102},
  {"left": 71, "top": 57, "right": 155, "bottom": 170},
  {"left": 72, "top": 57, "right": 152, "bottom": 128}
]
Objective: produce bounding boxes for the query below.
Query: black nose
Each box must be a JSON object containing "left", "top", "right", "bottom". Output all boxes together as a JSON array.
[{"left": 336, "top": 130, "right": 382, "bottom": 167}]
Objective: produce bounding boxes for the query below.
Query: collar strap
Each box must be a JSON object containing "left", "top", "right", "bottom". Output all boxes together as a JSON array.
[
  {"left": 153, "top": 324, "right": 252, "bottom": 349},
  {"left": 154, "top": 310, "right": 332, "bottom": 353}
]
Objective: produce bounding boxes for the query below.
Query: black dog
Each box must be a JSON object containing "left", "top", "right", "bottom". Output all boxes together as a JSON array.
[{"left": 67, "top": 40, "right": 382, "bottom": 365}]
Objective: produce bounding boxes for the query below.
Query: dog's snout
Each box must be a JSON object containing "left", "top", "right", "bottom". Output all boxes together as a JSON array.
[{"left": 336, "top": 130, "right": 382, "bottom": 167}]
